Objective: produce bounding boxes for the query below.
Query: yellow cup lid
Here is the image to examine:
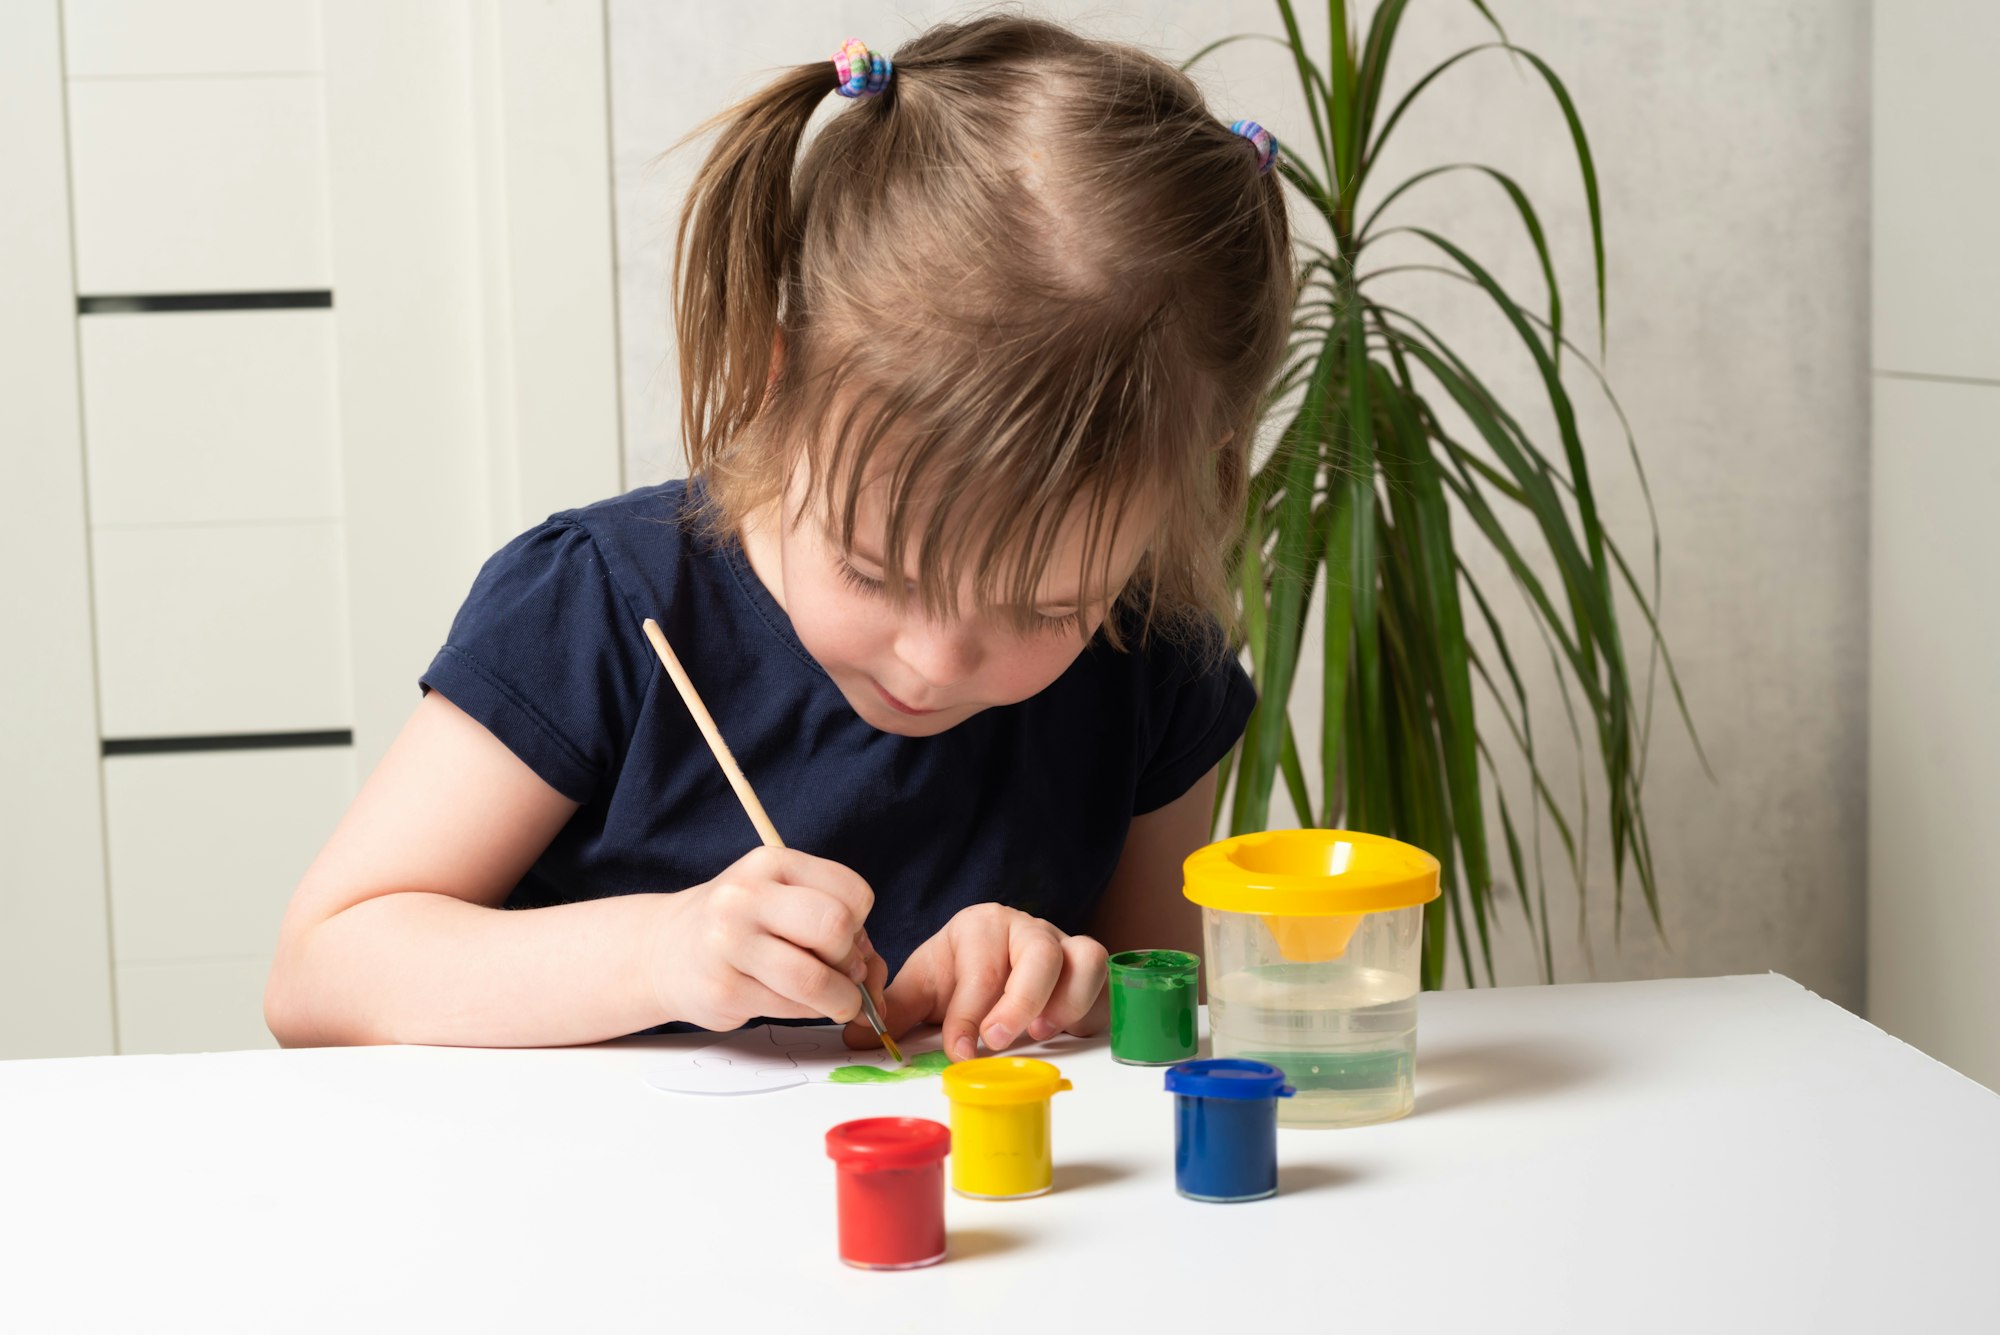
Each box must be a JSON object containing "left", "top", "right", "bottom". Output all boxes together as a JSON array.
[
  {"left": 1183, "top": 829, "right": 1441, "bottom": 916},
  {"left": 939, "top": 1056, "right": 1072, "bottom": 1105}
]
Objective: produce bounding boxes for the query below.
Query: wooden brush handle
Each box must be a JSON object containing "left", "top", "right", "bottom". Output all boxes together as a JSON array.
[{"left": 640, "top": 618, "right": 785, "bottom": 849}]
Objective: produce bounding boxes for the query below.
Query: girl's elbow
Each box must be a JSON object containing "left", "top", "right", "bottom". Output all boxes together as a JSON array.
[
  {"left": 262, "top": 965, "right": 306, "bottom": 1047},
  {"left": 263, "top": 927, "right": 369, "bottom": 1048},
  {"left": 262, "top": 950, "right": 327, "bottom": 1048}
]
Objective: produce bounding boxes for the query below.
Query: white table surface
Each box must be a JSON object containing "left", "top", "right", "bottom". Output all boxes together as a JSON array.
[{"left": 3, "top": 974, "right": 1995, "bottom": 1333}]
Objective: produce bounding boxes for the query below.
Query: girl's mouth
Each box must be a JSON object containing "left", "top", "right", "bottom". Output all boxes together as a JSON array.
[{"left": 873, "top": 680, "right": 942, "bottom": 716}]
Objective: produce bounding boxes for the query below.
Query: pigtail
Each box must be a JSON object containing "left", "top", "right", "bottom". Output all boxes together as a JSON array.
[{"left": 674, "top": 62, "right": 839, "bottom": 475}]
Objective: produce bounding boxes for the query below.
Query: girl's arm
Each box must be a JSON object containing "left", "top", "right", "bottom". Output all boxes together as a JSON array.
[
  {"left": 1086, "top": 764, "right": 1220, "bottom": 957},
  {"left": 264, "top": 691, "right": 668, "bottom": 1047},
  {"left": 265, "top": 692, "right": 884, "bottom": 1048}
]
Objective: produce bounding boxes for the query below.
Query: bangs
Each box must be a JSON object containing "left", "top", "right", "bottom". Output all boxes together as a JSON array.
[{"left": 776, "top": 305, "right": 1220, "bottom": 642}]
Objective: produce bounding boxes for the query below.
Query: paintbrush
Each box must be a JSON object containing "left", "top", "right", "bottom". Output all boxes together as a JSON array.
[{"left": 640, "top": 618, "right": 905, "bottom": 1065}]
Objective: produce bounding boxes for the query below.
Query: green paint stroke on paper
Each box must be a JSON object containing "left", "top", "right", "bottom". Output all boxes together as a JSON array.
[{"left": 827, "top": 1050, "right": 953, "bottom": 1084}]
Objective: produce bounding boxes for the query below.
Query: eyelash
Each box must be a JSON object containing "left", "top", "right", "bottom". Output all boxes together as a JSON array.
[{"left": 837, "top": 561, "right": 1082, "bottom": 635}]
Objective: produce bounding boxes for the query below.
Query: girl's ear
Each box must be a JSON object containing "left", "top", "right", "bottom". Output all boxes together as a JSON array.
[{"left": 768, "top": 328, "right": 787, "bottom": 392}]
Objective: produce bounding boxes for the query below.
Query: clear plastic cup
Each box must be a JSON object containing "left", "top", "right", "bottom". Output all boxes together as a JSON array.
[{"left": 1183, "top": 830, "right": 1440, "bottom": 1129}]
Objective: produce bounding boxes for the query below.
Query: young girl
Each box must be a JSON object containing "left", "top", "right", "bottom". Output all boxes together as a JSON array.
[{"left": 265, "top": 16, "right": 1292, "bottom": 1062}]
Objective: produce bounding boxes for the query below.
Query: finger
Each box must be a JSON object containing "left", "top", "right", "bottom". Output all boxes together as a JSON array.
[
  {"left": 854, "top": 926, "right": 887, "bottom": 983},
  {"left": 842, "top": 935, "right": 949, "bottom": 1048},
  {"left": 751, "top": 886, "right": 870, "bottom": 979},
  {"left": 712, "top": 966, "right": 823, "bottom": 1027},
  {"left": 738, "top": 935, "right": 864, "bottom": 1024},
  {"left": 839, "top": 947, "right": 905, "bottom": 1050},
  {"left": 1029, "top": 934, "right": 1110, "bottom": 1040},
  {"left": 757, "top": 846, "right": 877, "bottom": 925},
  {"left": 940, "top": 935, "right": 1008, "bottom": 1063},
  {"left": 977, "top": 927, "right": 1065, "bottom": 1052}
]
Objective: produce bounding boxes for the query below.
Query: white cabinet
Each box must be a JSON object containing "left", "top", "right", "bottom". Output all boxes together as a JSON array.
[
  {"left": 62, "top": 0, "right": 320, "bottom": 78},
  {"left": 67, "top": 75, "right": 333, "bottom": 295},
  {"left": 103, "top": 747, "right": 354, "bottom": 1052},
  {"left": 1869, "top": 0, "right": 2000, "bottom": 1091},
  {"left": 91, "top": 523, "right": 354, "bottom": 740},
  {"left": 0, "top": 0, "right": 622, "bottom": 1059},
  {"left": 105, "top": 748, "right": 356, "bottom": 963},
  {"left": 80, "top": 309, "right": 343, "bottom": 527}
]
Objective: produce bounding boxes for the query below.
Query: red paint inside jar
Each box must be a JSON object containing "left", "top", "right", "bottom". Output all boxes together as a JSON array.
[{"left": 825, "top": 1117, "right": 951, "bottom": 1270}]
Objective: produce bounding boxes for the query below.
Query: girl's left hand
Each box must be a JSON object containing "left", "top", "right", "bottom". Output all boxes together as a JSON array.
[{"left": 841, "top": 904, "right": 1108, "bottom": 1061}]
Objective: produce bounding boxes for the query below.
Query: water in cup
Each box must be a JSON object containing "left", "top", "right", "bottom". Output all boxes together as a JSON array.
[{"left": 1209, "top": 961, "right": 1419, "bottom": 1128}]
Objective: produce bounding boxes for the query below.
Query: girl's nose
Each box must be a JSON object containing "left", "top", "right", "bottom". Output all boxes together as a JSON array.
[{"left": 894, "top": 619, "right": 983, "bottom": 690}]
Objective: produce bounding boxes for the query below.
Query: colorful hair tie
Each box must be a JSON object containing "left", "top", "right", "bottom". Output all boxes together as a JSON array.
[
  {"left": 833, "top": 38, "right": 892, "bottom": 99},
  {"left": 1230, "top": 119, "right": 1278, "bottom": 175}
]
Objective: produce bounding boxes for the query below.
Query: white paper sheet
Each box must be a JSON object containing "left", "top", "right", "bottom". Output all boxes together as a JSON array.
[
  {"left": 642, "top": 1024, "right": 901, "bottom": 1095},
  {"left": 642, "top": 1024, "right": 1094, "bottom": 1096}
]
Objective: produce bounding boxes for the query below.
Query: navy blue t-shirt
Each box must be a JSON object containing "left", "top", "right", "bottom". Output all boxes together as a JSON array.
[{"left": 419, "top": 479, "right": 1254, "bottom": 999}]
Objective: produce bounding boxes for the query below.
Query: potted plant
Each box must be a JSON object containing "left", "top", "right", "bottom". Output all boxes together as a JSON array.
[{"left": 1193, "top": 1, "right": 1701, "bottom": 989}]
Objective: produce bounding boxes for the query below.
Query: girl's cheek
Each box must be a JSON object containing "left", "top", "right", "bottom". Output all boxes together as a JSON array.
[
  {"left": 798, "top": 583, "right": 893, "bottom": 662},
  {"left": 987, "top": 638, "right": 1084, "bottom": 701}
]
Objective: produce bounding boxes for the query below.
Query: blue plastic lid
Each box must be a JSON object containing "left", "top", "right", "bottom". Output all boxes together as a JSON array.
[{"left": 1163, "top": 1058, "right": 1295, "bottom": 1101}]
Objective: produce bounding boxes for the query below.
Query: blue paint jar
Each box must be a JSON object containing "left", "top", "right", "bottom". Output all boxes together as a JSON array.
[{"left": 1164, "top": 1059, "right": 1295, "bottom": 1202}]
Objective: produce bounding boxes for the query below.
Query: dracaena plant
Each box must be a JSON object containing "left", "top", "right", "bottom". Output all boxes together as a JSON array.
[{"left": 1194, "top": 0, "right": 1702, "bottom": 989}]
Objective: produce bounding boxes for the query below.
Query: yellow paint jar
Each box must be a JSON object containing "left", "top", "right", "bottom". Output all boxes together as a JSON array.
[{"left": 938, "top": 1057, "right": 1072, "bottom": 1199}]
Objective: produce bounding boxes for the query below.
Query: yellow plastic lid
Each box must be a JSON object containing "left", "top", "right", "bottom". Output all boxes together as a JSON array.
[
  {"left": 939, "top": 1056, "right": 1072, "bottom": 1105},
  {"left": 1183, "top": 829, "right": 1441, "bottom": 916}
]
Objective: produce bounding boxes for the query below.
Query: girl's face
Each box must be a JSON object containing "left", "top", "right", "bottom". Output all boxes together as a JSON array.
[{"left": 740, "top": 463, "right": 1156, "bottom": 738}]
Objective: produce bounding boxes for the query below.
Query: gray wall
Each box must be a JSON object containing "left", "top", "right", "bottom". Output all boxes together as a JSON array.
[{"left": 608, "top": 2, "right": 1871, "bottom": 1006}]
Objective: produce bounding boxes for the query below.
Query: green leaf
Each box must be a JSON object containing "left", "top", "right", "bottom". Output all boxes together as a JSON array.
[
  {"left": 1319, "top": 476, "right": 1357, "bottom": 826},
  {"left": 1465, "top": 1, "right": 1509, "bottom": 42},
  {"left": 1359, "top": 163, "right": 1563, "bottom": 365},
  {"left": 1363, "top": 42, "right": 1606, "bottom": 349},
  {"left": 1210, "top": 736, "right": 1237, "bottom": 838},
  {"left": 1280, "top": 718, "right": 1314, "bottom": 826},
  {"left": 1376, "top": 364, "right": 1494, "bottom": 982},
  {"left": 1385, "top": 319, "right": 1645, "bottom": 934},
  {"left": 1460, "top": 566, "right": 1557, "bottom": 977},
  {"left": 1343, "top": 296, "right": 1387, "bottom": 837},
  {"left": 1354, "top": 0, "right": 1411, "bottom": 153},
  {"left": 1232, "top": 339, "right": 1335, "bottom": 832},
  {"left": 1324, "top": 0, "right": 1357, "bottom": 205},
  {"left": 1180, "top": 30, "right": 1325, "bottom": 90},
  {"left": 1505, "top": 46, "right": 1607, "bottom": 349},
  {"left": 1273, "top": 0, "right": 1335, "bottom": 186}
]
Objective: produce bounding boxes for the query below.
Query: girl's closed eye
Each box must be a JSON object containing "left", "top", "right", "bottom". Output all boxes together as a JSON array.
[
  {"left": 837, "top": 559, "right": 1082, "bottom": 635},
  {"left": 1031, "top": 607, "right": 1082, "bottom": 635},
  {"left": 836, "top": 559, "right": 891, "bottom": 596}
]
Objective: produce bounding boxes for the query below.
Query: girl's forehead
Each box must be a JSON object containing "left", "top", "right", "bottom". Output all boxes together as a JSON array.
[
  {"left": 822, "top": 467, "right": 1162, "bottom": 605},
  {"left": 840, "top": 468, "right": 1159, "bottom": 552}
]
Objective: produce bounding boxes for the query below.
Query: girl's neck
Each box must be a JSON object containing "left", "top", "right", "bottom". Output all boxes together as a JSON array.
[{"left": 734, "top": 501, "right": 791, "bottom": 614}]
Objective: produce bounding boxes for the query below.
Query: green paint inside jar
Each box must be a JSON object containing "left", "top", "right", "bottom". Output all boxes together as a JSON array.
[{"left": 1107, "top": 949, "right": 1199, "bottom": 1066}]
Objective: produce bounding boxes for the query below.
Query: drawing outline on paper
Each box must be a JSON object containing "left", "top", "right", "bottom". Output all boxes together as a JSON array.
[
  {"left": 643, "top": 1024, "right": 1092, "bottom": 1097},
  {"left": 644, "top": 1024, "right": 911, "bottom": 1096}
]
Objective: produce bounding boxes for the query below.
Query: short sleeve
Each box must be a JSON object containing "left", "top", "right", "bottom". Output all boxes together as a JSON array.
[
  {"left": 419, "top": 518, "right": 652, "bottom": 804},
  {"left": 1131, "top": 625, "right": 1258, "bottom": 815}
]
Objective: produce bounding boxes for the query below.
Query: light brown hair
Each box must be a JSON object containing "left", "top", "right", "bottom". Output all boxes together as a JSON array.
[{"left": 673, "top": 14, "right": 1293, "bottom": 647}]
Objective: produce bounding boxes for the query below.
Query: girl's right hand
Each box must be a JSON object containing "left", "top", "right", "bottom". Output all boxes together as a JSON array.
[{"left": 646, "top": 846, "right": 887, "bottom": 1032}]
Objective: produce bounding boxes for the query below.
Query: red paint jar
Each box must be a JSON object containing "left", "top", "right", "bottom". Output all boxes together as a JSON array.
[{"left": 824, "top": 1117, "right": 951, "bottom": 1270}]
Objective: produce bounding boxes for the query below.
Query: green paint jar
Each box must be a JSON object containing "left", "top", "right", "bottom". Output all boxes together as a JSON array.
[{"left": 1107, "top": 949, "right": 1199, "bottom": 1066}]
